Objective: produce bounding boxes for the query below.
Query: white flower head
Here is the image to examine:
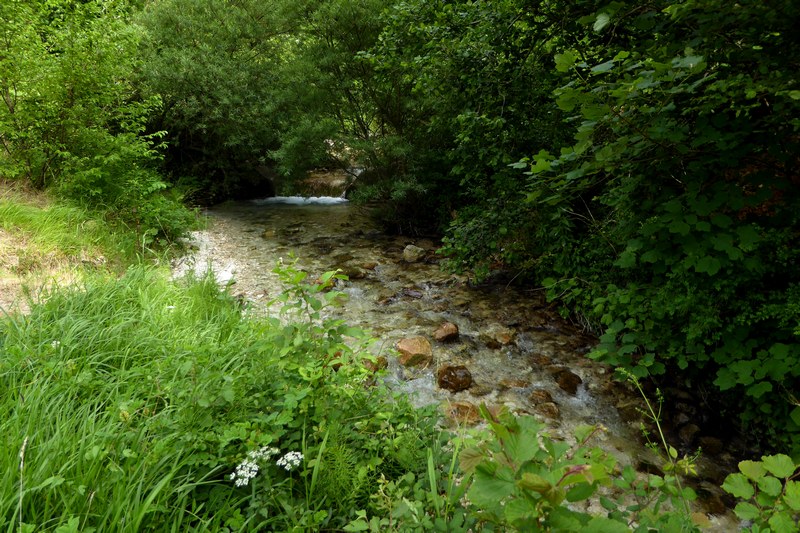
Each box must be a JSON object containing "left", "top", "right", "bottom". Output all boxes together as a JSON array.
[
  {"left": 276, "top": 451, "right": 303, "bottom": 471},
  {"left": 229, "top": 446, "right": 281, "bottom": 487},
  {"left": 50, "top": 340, "right": 61, "bottom": 349}
]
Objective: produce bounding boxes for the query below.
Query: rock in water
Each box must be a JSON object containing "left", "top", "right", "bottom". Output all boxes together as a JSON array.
[
  {"left": 403, "top": 245, "right": 426, "bottom": 262},
  {"left": 433, "top": 322, "right": 459, "bottom": 342},
  {"left": 554, "top": 369, "right": 583, "bottom": 395},
  {"left": 437, "top": 365, "right": 473, "bottom": 392},
  {"left": 396, "top": 336, "right": 433, "bottom": 367}
]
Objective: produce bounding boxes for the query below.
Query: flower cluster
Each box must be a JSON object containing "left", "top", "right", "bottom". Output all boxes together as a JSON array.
[
  {"left": 276, "top": 451, "right": 304, "bottom": 471},
  {"left": 229, "top": 446, "right": 279, "bottom": 487}
]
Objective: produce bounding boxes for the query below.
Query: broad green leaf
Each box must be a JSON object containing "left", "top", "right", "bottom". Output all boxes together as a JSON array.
[
  {"left": 593, "top": 13, "right": 611, "bottom": 32},
  {"left": 769, "top": 511, "right": 796, "bottom": 533},
  {"left": 762, "top": 454, "right": 796, "bottom": 478},
  {"left": 739, "top": 460, "right": 767, "bottom": 480},
  {"left": 747, "top": 381, "right": 773, "bottom": 398},
  {"left": 695, "top": 256, "right": 721, "bottom": 275},
  {"left": 585, "top": 516, "right": 629, "bottom": 533},
  {"left": 733, "top": 502, "right": 760, "bottom": 521},
  {"left": 555, "top": 51, "right": 578, "bottom": 72},
  {"left": 459, "top": 447, "right": 484, "bottom": 474},
  {"left": 503, "top": 498, "right": 534, "bottom": 526},
  {"left": 469, "top": 463, "right": 515, "bottom": 508},
  {"left": 566, "top": 482, "right": 596, "bottom": 502},
  {"left": 722, "top": 473, "right": 755, "bottom": 499},
  {"left": 757, "top": 475, "right": 783, "bottom": 497},
  {"left": 784, "top": 480, "right": 800, "bottom": 511},
  {"left": 591, "top": 60, "right": 615, "bottom": 74}
]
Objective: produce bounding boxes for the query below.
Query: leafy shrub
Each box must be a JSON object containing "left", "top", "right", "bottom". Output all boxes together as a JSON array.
[{"left": 722, "top": 454, "right": 800, "bottom": 532}]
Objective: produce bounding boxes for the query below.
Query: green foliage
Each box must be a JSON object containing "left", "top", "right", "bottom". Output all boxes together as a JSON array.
[
  {"left": 425, "top": 0, "right": 800, "bottom": 450},
  {"left": 0, "top": 264, "right": 444, "bottom": 530},
  {"left": 0, "top": 0, "right": 193, "bottom": 244},
  {"left": 136, "top": 0, "right": 286, "bottom": 200},
  {"left": 456, "top": 406, "right": 700, "bottom": 532},
  {"left": 722, "top": 454, "right": 800, "bottom": 531}
]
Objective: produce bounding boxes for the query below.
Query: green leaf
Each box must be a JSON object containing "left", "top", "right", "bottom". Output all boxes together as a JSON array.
[
  {"left": 747, "top": 381, "right": 773, "bottom": 398},
  {"left": 695, "top": 256, "right": 721, "bottom": 275},
  {"left": 591, "top": 60, "right": 615, "bottom": 74},
  {"left": 784, "top": 480, "right": 800, "bottom": 511},
  {"left": 593, "top": 13, "right": 611, "bottom": 32},
  {"left": 555, "top": 51, "right": 577, "bottom": 73},
  {"left": 668, "top": 220, "right": 690, "bottom": 235},
  {"left": 739, "top": 460, "right": 767, "bottom": 481},
  {"left": 733, "top": 502, "right": 760, "bottom": 521},
  {"left": 722, "top": 473, "right": 755, "bottom": 499},
  {"left": 503, "top": 498, "right": 534, "bottom": 526},
  {"left": 566, "top": 482, "right": 596, "bottom": 502},
  {"left": 585, "top": 516, "right": 629, "bottom": 533},
  {"left": 769, "top": 511, "right": 796, "bottom": 533},
  {"left": 757, "top": 475, "right": 783, "bottom": 497},
  {"left": 762, "top": 454, "right": 796, "bottom": 478}
]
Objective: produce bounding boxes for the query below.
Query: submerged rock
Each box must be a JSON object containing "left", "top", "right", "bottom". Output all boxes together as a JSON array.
[
  {"left": 396, "top": 336, "right": 433, "bottom": 367},
  {"left": 437, "top": 365, "right": 473, "bottom": 392},
  {"left": 433, "top": 321, "right": 459, "bottom": 342},
  {"left": 481, "top": 323, "right": 516, "bottom": 348}
]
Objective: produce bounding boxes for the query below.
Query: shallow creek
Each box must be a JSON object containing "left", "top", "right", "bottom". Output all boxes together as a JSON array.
[{"left": 174, "top": 197, "right": 736, "bottom": 529}]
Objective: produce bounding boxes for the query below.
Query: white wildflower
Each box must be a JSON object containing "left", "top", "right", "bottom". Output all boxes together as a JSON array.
[
  {"left": 50, "top": 340, "right": 61, "bottom": 349},
  {"left": 276, "top": 451, "right": 303, "bottom": 471},
  {"left": 229, "top": 446, "right": 281, "bottom": 487}
]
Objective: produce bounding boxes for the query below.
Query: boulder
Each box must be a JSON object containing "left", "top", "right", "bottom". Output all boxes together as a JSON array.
[
  {"left": 433, "top": 322, "right": 459, "bottom": 342},
  {"left": 437, "top": 365, "right": 473, "bottom": 392},
  {"left": 396, "top": 336, "right": 433, "bottom": 367},
  {"left": 402, "top": 244, "right": 426, "bottom": 262}
]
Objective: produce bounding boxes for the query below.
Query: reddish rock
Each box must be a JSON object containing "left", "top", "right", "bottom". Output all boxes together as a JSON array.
[
  {"left": 529, "top": 389, "right": 554, "bottom": 404},
  {"left": 499, "top": 378, "right": 529, "bottom": 390},
  {"left": 531, "top": 354, "right": 552, "bottom": 366},
  {"left": 535, "top": 402, "right": 561, "bottom": 420},
  {"left": 396, "top": 336, "right": 433, "bottom": 367},
  {"left": 437, "top": 365, "right": 473, "bottom": 392},
  {"left": 433, "top": 322, "right": 459, "bottom": 342},
  {"left": 443, "top": 401, "right": 481, "bottom": 425},
  {"left": 554, "top": 369, "right": 583, "bottom": 395},
  {"left": 482, "top": 323, "right": 515, "bottom": 348}
]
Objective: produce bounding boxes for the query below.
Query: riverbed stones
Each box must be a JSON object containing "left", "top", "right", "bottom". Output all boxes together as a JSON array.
[
  {"left": 433, "top": 321, "right": 459, "bottom": 342},
  {"left": 402, "top": 244, "right": 426, "bottom": 262},
  {"left": 534, "top": 402, "right": 561, "bottom": 420},
  {"left": 437, "top": 365, "right": 473, "bottom": 392},
  {"left": 529, "top": 389, "right": 554, "bottom": 404},
  {"left": 481, "top": 323, "right": 515, "bottom": 348},
  {"left": 395, "top": 336, "right": 433, "bottom": 367},
  {"left": 553, "top": 368, "right": 583, "bottom": 395},
  {"left": 443, "top": 401, "right": 481, "bottom": 425}
]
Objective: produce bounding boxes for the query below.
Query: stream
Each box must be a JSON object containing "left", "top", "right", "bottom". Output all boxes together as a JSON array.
[{"left": 173, "top": 196, "right": 737, "bottom": 530}]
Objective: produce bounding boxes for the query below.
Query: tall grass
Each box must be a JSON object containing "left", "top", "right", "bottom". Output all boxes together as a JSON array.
[{"left": 0, "top": 266, "right": 445, "bottom": 531}]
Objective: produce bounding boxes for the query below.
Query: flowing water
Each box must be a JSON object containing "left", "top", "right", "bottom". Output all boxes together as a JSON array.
[{"left": 173, "top": 196, "right": 736, "bottom": 529}]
